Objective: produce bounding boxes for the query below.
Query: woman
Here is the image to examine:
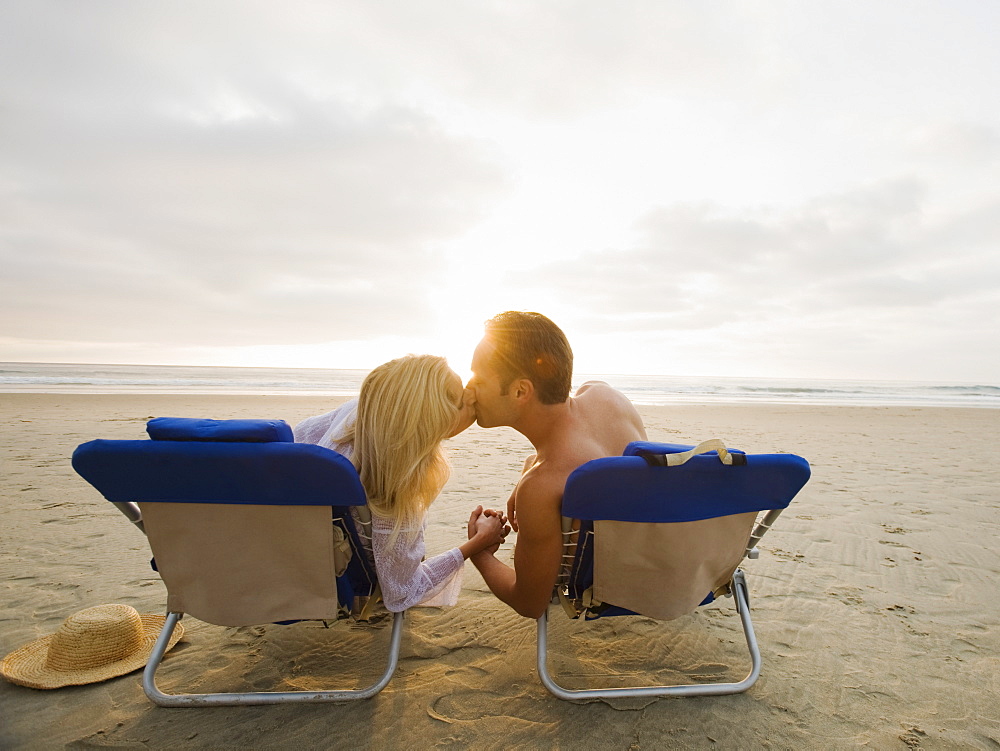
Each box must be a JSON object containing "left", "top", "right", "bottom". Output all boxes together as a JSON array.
[{"left": 293, "top": 354, "right": 508, "bottom": 612}]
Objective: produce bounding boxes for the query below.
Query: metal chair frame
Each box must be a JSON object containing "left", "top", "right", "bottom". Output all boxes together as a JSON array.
[
  {"left": 534, "top": 439, "right": 809, "bottom": 701},
  {"left": 537, "top": 568, "right": 760, "bottom": 701},
  {"left": 143, "top": 609, "right": 404, "bottom": 706},
  {"left": 73, "top": 428, "right": 404, "bottom": 707}
]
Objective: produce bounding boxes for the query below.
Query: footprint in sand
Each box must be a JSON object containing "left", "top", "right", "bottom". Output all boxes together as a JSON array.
[
  {"left": 827, "top": 586, "right": 865, "bottom": 606},
  {"left": 878, "top": 539, "right": 907, "bottom": 548},
  {"left": 428, "top": 688, "right": 553, "bottom": 725},
  {"left": 770, "top": 548, "right": 805, "bottom": 561},
  {"left": 899, "top": 726, "right": 928, "bottom": 747},
  {"left": 880, "top": 524, "right": 908, "bottom": 534}
]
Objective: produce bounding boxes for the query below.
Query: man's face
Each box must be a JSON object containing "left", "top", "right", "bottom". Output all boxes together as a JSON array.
[{"left": 468, "top": 337, "right": 513, "bottom": 428}]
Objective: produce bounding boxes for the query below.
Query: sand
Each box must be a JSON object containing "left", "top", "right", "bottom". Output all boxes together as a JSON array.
[{"left": 1, "top": 393, "right": 998, "bottom": 749}]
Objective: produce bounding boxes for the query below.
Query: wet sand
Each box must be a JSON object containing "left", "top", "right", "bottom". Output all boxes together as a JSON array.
[{"left": 1, "top": 393, "right": 998, "bottom": 749}]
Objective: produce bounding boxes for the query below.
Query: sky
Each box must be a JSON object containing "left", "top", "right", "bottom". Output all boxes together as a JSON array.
[{"left": 1, "top": 1, "right": 998, "bottom": 383}]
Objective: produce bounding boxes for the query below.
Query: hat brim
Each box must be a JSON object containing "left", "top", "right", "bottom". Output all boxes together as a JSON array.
[{"left": 0, "top": 614, "right": 185, "bottom": 690}]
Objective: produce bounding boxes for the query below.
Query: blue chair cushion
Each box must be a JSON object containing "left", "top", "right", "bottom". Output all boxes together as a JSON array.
[
  {"left": 624, "top": 440, "right": 746, "bottom": 462},
  {"left": 147, "top": 417, "right": 293, "bottom": 443},
  {"left": 563, "top": 443, "right": 810, "bottom": 523},
  {"left": 72, "top": 440, "right": 364, "bottom": 506},
  {"left": 623, "top": 441, "right": 700, "bottom": 456}
]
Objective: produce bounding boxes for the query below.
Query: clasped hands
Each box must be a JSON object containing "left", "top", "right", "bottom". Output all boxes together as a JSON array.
[{"left": 467, "top": 505, "right": 511, "bottom": 555}]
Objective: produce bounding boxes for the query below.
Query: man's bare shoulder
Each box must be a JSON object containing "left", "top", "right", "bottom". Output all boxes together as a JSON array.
[
  {"left": 512, "top": 468, "right": 564, "bottom": 536},
  {"left": 516, "top": 465, "right": 565, "bottom": 505},
  {"left": 574, "top": 381, "right": 643, "bottom": 420},
  {"left": 568, "top": 380, "right": 648, "bottom": 451},
  {"left": 574, "top": 380, "right": 631, "bottom": 406},
  {"left": 574, "top": 380, "right": 613, "bottom": 396}
]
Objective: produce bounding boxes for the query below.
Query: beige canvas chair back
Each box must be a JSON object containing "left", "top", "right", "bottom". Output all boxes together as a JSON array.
[
  {"left": 139, "top": 502, "right": 341, "bottom": 627},
  {"left": 592, "top": 511, "right": 757, "bottom": 620}
]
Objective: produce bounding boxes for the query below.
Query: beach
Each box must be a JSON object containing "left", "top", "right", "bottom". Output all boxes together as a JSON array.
[{"left": 2, "top": 393, "right": 998, "bottom": 749}]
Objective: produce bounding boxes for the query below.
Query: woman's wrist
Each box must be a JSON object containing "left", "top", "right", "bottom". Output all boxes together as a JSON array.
[
  {"left": 459, "top": 534, "right": 486, "bottom": 560},
  {"left": 462, "top": 526, "right": 501, "bottom": 559}
]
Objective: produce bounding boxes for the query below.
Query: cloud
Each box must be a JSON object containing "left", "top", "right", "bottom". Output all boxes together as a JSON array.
[
  {"left": 905, "top": 122, "right": 1000, "bottom": 165},
  {"left": 0, "top": 2, "right": 997, "bottom": 380},
  {"left": 348, "top": 2, "right": 776, "bottom": 116},
  {"left": 509, "top": 179, "right": 1000, "bottom": 360},
  {"left": 0, "top": 3, "right": 506, "bottom": 350},
  {"left": 0, "top": 2, "right": 755, "bottom": 122}
]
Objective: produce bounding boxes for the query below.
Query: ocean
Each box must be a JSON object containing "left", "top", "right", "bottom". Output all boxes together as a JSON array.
[{"left": 2, "top": 362, "right": 998, "bottom": 408}]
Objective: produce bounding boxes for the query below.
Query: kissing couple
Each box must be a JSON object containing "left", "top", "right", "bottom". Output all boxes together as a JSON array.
[{"left": 293, "top": 311, "right": 646, "bottom": 617}]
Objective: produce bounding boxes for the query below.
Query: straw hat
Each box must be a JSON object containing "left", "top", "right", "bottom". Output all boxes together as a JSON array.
[{"left": 0, "top": 604, "right": 184, "bottom": 689}]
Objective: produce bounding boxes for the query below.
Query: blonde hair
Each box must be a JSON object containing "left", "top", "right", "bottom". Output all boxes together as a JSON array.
[{"left": 346, "top": 355, "right": 463, "bottom": 541}]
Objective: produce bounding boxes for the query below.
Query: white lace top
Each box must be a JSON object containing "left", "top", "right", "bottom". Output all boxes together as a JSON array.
[{"left": 293, "top": 400, "right": 464, "bottom": 611}]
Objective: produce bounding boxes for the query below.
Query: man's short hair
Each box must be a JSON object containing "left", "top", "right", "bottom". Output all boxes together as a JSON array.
[{"left": 484, "top": 311, "right": 573, "bottom": 405}]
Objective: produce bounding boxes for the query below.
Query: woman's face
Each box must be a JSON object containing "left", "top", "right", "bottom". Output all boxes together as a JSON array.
[{"left": 447, "top": 371, "right": 476, "bottom": 437}]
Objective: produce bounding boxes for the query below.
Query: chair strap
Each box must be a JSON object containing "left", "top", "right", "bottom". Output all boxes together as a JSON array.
[
  {"left": 637, "top": 439, "right": 746, "bottom": 467},
  {"left": 357, "top": 583, "right": 383, "bottom": 622},
  {"left": 557, "top": 587, "right": 582, "bottom": 618},
  {"left": 712, "top": 581, "right": 732, "bottom": 599}
]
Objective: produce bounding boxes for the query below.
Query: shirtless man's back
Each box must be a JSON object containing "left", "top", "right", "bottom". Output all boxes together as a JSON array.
[
  {"left": 510, "top": 381, "right": 645, "bottom": 529},
  {"left": 466, "top": 313, "right": 647, "bottom": 618}
]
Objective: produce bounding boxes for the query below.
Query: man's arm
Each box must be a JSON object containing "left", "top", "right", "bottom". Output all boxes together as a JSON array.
[
  {"left": 506, "top": 453, "right": 536, "bottom": 533},
  {"left": 470, "top": 473, "right": 564, "bottom": 619},
  {"left": 459, "top": 506, "right": 509, "bottom": 560}
]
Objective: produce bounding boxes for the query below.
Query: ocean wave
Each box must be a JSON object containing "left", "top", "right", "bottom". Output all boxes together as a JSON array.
[
  {"left": 2, "top": 363, "right": 998, "bottom": 407},
  {"left": 927, "top": 384, "right": 1000, "bottom": 394}
]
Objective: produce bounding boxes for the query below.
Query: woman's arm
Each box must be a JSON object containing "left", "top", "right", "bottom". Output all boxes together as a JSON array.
[
  {"left": 459, "top": 506, "right": 509, "bottom": 559},
  {"left": 371, "top": 521, "right": 462, "bottom": 612},
  {"left": 370, "top": 510, "right": 507, "bottom": 612}
]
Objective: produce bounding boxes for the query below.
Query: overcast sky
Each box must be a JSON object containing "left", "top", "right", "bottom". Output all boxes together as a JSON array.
[{"left": 2, "top": 1, "right": 998, "bottom": 382}]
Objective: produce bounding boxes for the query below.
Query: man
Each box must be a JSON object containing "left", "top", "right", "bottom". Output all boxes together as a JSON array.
[{"left": 466, "top": 311, "right": 647, "bottom": 618}]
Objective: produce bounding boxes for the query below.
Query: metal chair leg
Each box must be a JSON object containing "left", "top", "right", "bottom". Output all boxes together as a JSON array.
[
  {"left": 537, "top": 570, "right": 761, "bottom": 700},
  {"left": 143, "top": 611, "right": 405, "bottom": 706}
]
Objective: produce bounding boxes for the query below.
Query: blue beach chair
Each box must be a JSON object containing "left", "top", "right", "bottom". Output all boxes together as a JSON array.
[
  {"left": 537, "top": 439, "right": 811, "bottom": 701},
  {"left": 71, "top": 417, "right": 402, "bottom": 706}
]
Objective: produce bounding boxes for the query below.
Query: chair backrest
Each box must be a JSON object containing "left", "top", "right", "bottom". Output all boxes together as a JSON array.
[
  {"left": 72, "top": 419, "right": 371, "bottom": 627},
  {"left": 563, "top": 441, "right": 810, "bottom": 619}
]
